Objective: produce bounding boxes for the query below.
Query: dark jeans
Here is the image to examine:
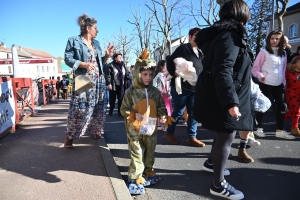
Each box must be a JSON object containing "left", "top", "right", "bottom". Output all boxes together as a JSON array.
[
  {"left": 109, "top": 85, "right": 123, "bottom": 115},
  {"left": 256, "top": 83, "right": 287, "bottom": 130},
  {"left": 166, "top": 86, "right": 198, "bottom": 139}
]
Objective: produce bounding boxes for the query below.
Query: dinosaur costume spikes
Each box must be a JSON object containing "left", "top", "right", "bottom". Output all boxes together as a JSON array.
[{"left": 135, "top": 48, "right": 156, "bottom": 69}]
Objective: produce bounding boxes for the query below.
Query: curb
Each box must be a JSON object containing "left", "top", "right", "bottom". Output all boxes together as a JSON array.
[{"left": 97, "top": 138, "right": 132, "bottom": 200}]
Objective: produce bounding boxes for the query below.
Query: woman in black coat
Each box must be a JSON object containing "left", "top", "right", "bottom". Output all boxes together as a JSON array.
[
  {"left": 105, "top": 52, "right": 131, "bottom": 116},
  {"left": 193, "top": 0, "right": 253, "bottom": 199}
]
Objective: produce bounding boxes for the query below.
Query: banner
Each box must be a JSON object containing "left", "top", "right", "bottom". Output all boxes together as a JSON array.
[{"left": 0, "top": 80, "right": 16, "bottom": 134}]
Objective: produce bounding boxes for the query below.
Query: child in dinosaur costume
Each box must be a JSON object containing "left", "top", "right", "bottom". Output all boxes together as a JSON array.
[{"left": 120, "top": 49, "right": 175, "bottom": 195}]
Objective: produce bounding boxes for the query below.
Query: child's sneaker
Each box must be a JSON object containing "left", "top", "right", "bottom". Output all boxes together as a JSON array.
[
  {"left": 128, "top": 180, "right": 145, "bottom": 195},
  {"left": 253, "top": 128, "right": 265, "bottom": 137},
  {"left": 210, "top": 180, "right": 244, "bottom": 200},
  {"left": 275, "top": 130, "right": 295, "bottom": 140},
  {"left": 203, "top": 160, "right": 230, "bottom": 176}
]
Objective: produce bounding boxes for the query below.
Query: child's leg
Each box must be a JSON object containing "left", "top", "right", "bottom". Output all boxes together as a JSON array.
[
  {"left": 143, "top": 132, "right": 157, "bottom": 175},
  {"left": 127, "top": 137, "right": 145, "bottom": 181},
  {"left": 143, "top": 132, "right": 158, "bottom": 185}
]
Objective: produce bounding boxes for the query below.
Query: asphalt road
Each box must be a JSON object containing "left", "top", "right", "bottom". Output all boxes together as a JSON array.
[{"left": 104, "top": 109, "right": 300, "bottom": 200}]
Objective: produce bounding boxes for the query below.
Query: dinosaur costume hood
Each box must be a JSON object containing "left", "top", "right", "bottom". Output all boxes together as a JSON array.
[{"left": 132, "top": 49, "right": 157, "bottom": 89}]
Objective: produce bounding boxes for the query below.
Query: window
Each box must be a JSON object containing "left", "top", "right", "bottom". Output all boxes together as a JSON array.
[
  {"left": 42, "top": 66, "right": 44, "bottom": 72},
  {"left": 289, "top": 24, "right": 298, "bottom": 38},
  {"left": 47, "top": 66, "right": 49, "bottom": 72},
  {"left": 37, "top": 66, "right": 39, "bottom": 72}
]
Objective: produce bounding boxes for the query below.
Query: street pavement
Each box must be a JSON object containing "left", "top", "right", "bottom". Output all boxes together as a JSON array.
[
  {"left": 0, "top": 99, "right": 131, "bottom": 200},
  {"left": 0, "top": 98, "right": 300, "bottom": 200},
  {"left": 105, "top": 108, "right": 300, "bottom": 200}
]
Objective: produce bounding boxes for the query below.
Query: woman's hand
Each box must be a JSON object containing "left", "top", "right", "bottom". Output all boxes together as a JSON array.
[
  {"left": 85, "top": 63, "right": 96, "bottom": 71},
  {"left": 105, "top": 43, "right": 115, "bottom": 57},
  {"left": 107, "top": 84, "right": 112, "bottom": 90},
  {"left": 259, "top": 77, "right": 265, "bottom": 83},
  {"left": 228, "top": 106, "right": 241, "bottom": 120}
]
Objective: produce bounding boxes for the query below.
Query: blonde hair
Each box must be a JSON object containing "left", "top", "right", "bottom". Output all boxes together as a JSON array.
[
  {"left": 287, "top": 56, "right": 300, "bottom": 72},
  {"left": 284, "top": 36, "right": 291, "bottom": 49}
]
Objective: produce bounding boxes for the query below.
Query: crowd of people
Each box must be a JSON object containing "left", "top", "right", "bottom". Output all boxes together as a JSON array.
[{"left": 60, "top": 0, "right": 300, "bottom": 199}]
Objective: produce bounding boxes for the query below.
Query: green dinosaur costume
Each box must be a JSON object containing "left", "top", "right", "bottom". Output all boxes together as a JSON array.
[{"left": 120, "top": 50, "right": 171, "bottom": 180}]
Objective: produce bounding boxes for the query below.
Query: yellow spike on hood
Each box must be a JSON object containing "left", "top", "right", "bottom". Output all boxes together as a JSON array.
[{"left": 132, "top": 49, "right": 157, "bottom": 89}]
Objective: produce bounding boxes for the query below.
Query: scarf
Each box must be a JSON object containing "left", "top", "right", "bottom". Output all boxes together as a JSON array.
[{"left": 113, "top": 61, "right": 125, "bottom": 98}]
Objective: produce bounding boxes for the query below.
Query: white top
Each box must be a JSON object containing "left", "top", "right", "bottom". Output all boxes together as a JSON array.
[{"left": 113, "top": 65, "right": 125, "bottom": 85}]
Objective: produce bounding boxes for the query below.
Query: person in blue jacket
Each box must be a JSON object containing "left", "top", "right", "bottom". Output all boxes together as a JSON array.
[{"left": 63, "top": 13, "right": 114, "bottom": 149}]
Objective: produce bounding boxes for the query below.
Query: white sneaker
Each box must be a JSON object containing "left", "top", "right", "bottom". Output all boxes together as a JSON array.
[
  {"left": 247, "top": 137, "right": 261, "bottom": 146},
  {"left": 253, "top": 128, "right": 266, "bottom": 137},
  {"left": 210, "top": 180, "right": 244, "bottom": 200},
  {"left": 275, "top": 130, "right": 296, "bottom": 140}
]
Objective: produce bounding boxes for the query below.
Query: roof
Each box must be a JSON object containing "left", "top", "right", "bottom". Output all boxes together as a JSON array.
[
  {"left": 286, "top": 2, "right": 300, "bottom": 12},
  {"left": 22, "top": 47, "right": 55, "bottom": 58},
  {"left": 284, "top": 2, "right": 300, "bottom": 16},
  {"left": 0, "top": 45, "right": 55, "bottom": 59},
  {"left": 0, "top": 46, "right": 10, "bottom": 53}
]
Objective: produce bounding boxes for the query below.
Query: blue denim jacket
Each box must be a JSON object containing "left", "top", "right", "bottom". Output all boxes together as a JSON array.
[{"left": 64, "top": 35, "right": 104, "bottom": 75}]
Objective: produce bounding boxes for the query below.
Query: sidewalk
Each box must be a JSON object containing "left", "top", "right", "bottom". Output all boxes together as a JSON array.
[{"left": 0, "top": 99, "right": 132, "bottom": 200}]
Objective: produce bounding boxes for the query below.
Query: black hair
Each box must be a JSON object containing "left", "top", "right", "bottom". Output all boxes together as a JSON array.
[
  {"left": 154, "top": 60, "right": 166, "bottom": 77},
  {"left": 219, "top": 0, "right": 251, "bottom": 25}
]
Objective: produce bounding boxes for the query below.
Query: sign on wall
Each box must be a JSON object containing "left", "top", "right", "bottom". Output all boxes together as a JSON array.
[
  {"left": 61, "top": 61, "right": 71, "bottom": 73},
  {"left": 0, "top": 80, "right": 15, "bottom": 134}
]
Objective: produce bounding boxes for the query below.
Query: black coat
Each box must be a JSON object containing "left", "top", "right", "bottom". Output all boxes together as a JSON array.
[
  {"left": 167, "top": 43, "right": 203, "bottom": 92},
  {"left": 104, "top": 61, "right": 131, "bottom": 91},
  {"left": 193, "top": 19, "right": 254, "bottom": 133}
]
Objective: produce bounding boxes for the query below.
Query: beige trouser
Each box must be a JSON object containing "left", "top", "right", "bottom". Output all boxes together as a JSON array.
[{"left": 127, "top": 132, "right": 157, "bottom": 180}]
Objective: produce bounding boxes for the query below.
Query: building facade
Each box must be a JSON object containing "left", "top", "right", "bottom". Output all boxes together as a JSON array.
[
  {"left": 268, "top": 2, "right": 300, "bottom": 53},
  {"left": 153, "top": 36, "right": 188, "bottom": 63},
  {"left": 0, "top": 43, "right": 58, "bottom": 79}
]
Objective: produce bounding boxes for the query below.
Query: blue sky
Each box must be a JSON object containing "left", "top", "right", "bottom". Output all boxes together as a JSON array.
[{"left": 1, "top": 0, "right": 298, "bottom": 65}]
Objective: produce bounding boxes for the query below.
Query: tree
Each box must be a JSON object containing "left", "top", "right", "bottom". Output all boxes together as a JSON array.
[
  {"left": 247, "top": 0, "right": 272, "bottom": 56},
  {"left": 185, "top": 0, "right": 219, "bottom": 26},
  {"left": 145, "top": 0, "right": 183, "bottom": 55},
  {"left": 111, "top": 28, "right": 135, "bottom": 66},
  {"left": 127, "top": 5, "right": 154, "bottom": 54},
  {"left": 275, "top": 0, "right": 290, "bottom": 31}
]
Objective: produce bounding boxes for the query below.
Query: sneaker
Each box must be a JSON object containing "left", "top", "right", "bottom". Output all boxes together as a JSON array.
[
  {"left": 247, "top": 137, "right": 261, "bottom": 146},
  {"left": 210, "top": 180, "right": 244, "bottom": 200},
  {"left": 275, "top": 130, "right": 295, "bottom": 140},
  {"left": 253, "top": 128, "right": 266, "bottom": 137},
  {"left": 203, "top": 160, "right": 230, "bottom": 176}
]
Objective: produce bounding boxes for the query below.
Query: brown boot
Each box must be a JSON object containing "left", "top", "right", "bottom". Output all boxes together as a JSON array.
[
  {"left": 238, "top": 148, "right": 254, "bottom": 163},
  {"left": 187, "top": 138, "right": 205, "bottom": 147},
  {"left": 291, "top": 128, "right": 300, "bottom": 137},
  {"left": 64, "top": 136, "right": 73, "bottom": 149},
  {"left": 165, "top": 133, "right": 179, "bottom": 144}
]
